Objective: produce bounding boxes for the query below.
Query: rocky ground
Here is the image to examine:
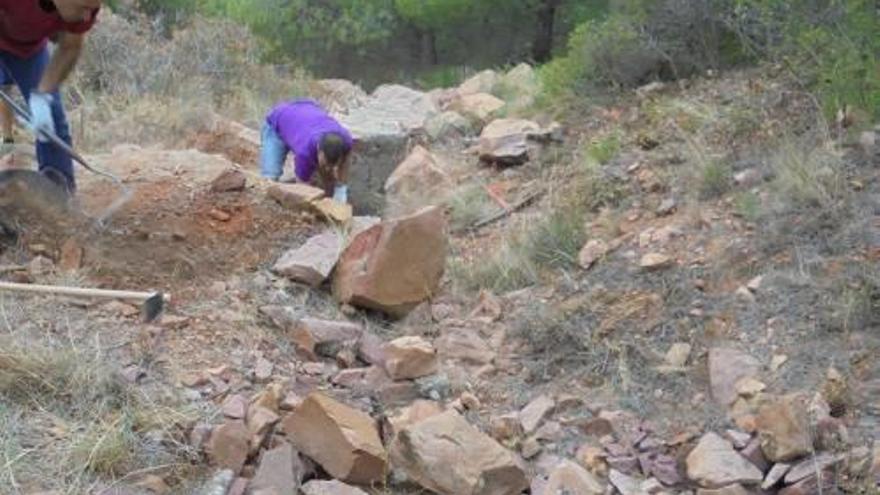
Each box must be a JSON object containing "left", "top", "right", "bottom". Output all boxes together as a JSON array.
[{"left": 0, "top": 63, "right": 877, "bottom": 495}]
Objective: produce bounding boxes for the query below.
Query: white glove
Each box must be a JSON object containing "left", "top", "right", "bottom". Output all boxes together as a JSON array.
[
  {"left": 28, "top": 92, "right": 55, "bottom": 143},
  {"left": 333, "top": 184, "right": 349, "bottom": 203}
]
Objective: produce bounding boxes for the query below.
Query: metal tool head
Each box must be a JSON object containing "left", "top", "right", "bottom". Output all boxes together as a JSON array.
[{"left": 142, "top": 292, "right": 166, "bottom": 323}]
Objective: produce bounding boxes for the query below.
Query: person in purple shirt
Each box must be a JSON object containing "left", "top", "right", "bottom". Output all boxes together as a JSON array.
[{"left": 260, "top": 99, "right": 353, "bottom": 203}]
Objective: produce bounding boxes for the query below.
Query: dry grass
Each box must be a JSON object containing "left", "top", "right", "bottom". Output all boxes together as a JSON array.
[
  {"left": 0, "top": 331, "right": 199, "bottom": 492},
  {"left": 69, "top": 11, "right": 312, "bottom": 153}
]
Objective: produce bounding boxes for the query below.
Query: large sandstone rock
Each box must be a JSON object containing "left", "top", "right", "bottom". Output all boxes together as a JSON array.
[
  {"left": 686, "top": 432, "right": 763, "bottom": 488},
  {"left": 281, "top": 393, "right": 387, "bottom": 485},
  {"left": 338, "top": 84, "right": 438, "bottom": 215},
  {"left": 756, "top": 394, "right": 812, "bottom": 462},
  {"left": 390, "top": 410, "right": 528, "bottom": 495},
  {"left": 384, "top": 146, "right": 450, "bottom": 215},
  {"left": 709, "top": 347, "right": 761, "bottom": 406},
  {"left": 272, "top": 230, "right": 342, "bottom": 286},
  {"left": 478, "top": 118, "right": 541, "bottom": 166},
  {"left": 383, "top": 336, "right": 438, "bottom": 380},
  {"left": 333, "top": 206, "right": 447, "bottom": 318}
]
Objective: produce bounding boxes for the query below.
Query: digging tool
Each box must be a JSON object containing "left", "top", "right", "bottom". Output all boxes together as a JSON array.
[
  {"left": 0, "top": 281, "right": 169, "bottom": 322},
  {"left": 0, "top": 87, "right": 133, "bottom": 227}
]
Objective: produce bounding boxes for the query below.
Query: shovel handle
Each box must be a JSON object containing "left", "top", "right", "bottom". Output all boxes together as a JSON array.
[{"left": 0, "top": 281, "right": 170, "bottom": 303}]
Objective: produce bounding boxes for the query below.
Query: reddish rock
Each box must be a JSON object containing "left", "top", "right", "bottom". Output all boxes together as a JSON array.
[
  {"left": 757, "top": 394, "right": 812, "bottom": 462},
  {"left": 383, "top": 336, "right": 438, "bottom": 380},
  {"left": 281, "top": 393, "right": 387, "bottom": 484},
  {"left": 544, "top": 459, "right": 605, "bottom": 495},
  {"left": 709, "top": 347, "right": 761, "bottom": 406},
  {"left": 221, "top": 394, "right": 248, "bottom": 420},
  {"left": 384, "top": 145, "right": 450, "bottom": 206},
  {"left": 333, "top": 206, "right": 447, "bottom": 318},
  {"left": 273, "top": 231, "right": 343, "bottom": 287},
  {"left": 206, "top": 420, "right": 250, "bottom": 474},
  {"left": 250, "top": 443, "right": 305, "bottom": 495},
  {"left": 686, "top": 432, "right": 763, "bottom": 488},
  {"left": 390, "top": 410, "right": 528, "bottom": 495},
  {"left": 291, "top": 318, "right": 363, "bottom": 361}
]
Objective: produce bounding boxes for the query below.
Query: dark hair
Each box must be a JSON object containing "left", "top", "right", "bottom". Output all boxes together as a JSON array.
[{"left": 319, "top": 133, "right": 349, "bottom": 165}]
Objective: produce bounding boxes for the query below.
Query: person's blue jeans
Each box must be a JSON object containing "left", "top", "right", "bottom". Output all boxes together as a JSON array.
[
  {"left": 260, "top": 121, "right": 288, "bottom": 181},
  {"left": 0, "top": 47, "right": 75, "bottom": 191}
]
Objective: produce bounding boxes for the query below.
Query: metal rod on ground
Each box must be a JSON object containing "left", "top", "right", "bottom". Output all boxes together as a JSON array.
[{"left": 0, "top": 281, "right": 169, "bottom": 323}]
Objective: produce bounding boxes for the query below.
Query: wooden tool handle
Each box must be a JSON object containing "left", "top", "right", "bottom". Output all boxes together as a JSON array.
[{"left": 0, "top": 282, "right": 170, "bottom": 302}]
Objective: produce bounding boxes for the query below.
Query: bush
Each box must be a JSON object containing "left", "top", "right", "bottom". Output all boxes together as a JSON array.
[{"left": 726, "top": 0, "right": 880, "bottom": 119}]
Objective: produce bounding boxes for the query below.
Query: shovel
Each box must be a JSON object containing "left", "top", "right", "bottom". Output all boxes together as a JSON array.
[
  {"left": 0, "top": 281, "right": 169, "bottom": 322},
  {"left": 0, "top": 87, "right": 133, "bottom": 226}
]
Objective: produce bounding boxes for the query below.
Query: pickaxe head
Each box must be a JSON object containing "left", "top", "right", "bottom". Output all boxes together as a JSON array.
[{"left": 142, "top": 292, "right": 166, "bottom": 323}]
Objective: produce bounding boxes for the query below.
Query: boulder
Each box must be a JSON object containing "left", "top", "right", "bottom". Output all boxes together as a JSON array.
[
  {"left": 272, "top": 230, "right": 342, "bottom": 287},
  {"left": 709, "top": 347, "right": 761, "bottom": 406},
  {"left": 190, "top": 115, "right": 260, "bottom": 166},
  {"left": 477, "top": 118, "right": 541, "bottom": 165},
  {"left": 338, "top": 84, "right": 438, "bottom": 215},
  {"left": 383, "top": 336, "right": 439, "bottom": 380},
  {"left": 333, "top": 206, "right": 447, "bottom": 318},
  {"left": 384, "top": 146, "right": 450, "bottom": 214},
  {"left": 756, "top": 394, "right": 812, "bottom": 462},
  {"left": 281, "top": 392, "right": 387, "bottom": 484},
  {"left": 686, "top": 432, "right": 763, "bottom": 488},
  {"left": 390, "top": 410, "right": 528, "bottom": 495}
]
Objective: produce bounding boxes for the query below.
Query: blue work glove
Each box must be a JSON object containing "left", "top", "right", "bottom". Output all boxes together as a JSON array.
[
  {"left": 333, "top": 184, "right": 349, "bottom": 204},
  {"left": 28, "top": 92, "right": 55, "bottom": 143}
]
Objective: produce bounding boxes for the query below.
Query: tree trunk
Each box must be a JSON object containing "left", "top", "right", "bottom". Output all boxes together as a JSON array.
[{"left": 532, "top": 0, "right": 561, "bottom": 63}]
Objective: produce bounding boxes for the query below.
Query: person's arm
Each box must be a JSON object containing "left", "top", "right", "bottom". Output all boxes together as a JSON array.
[
  {"left": 331, "top": 155, "right": 351, "bottom": 203},
  {"left": 37, "top": 32, "right": 85, "bottom": 93}
]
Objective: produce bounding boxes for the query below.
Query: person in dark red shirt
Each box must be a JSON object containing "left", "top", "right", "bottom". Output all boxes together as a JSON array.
[{"left": 0, "top": 0, "right": 102, "bottom": 193}]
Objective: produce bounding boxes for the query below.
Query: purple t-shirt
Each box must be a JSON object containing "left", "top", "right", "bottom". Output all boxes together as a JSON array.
[{"left": 266, "top": 99, "right": 353, "bottom": 182}]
